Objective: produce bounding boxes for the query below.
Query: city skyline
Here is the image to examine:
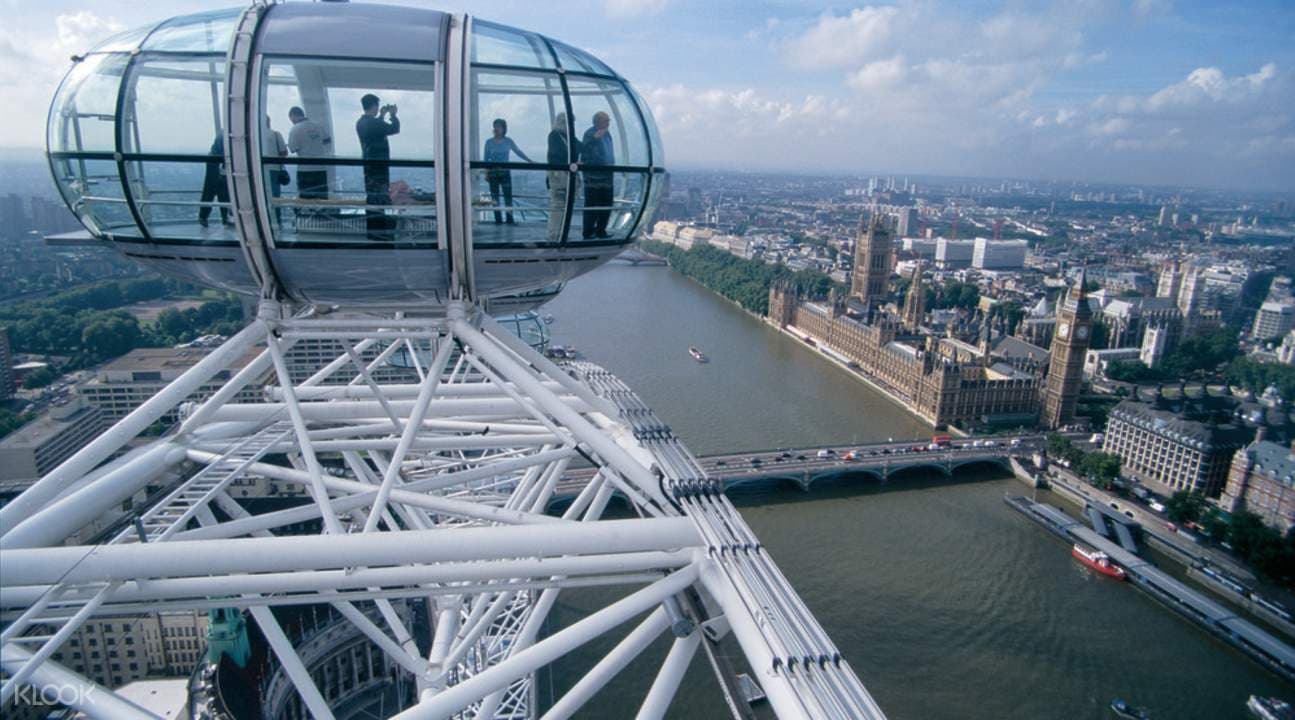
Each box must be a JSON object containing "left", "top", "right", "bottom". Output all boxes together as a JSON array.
[{"left": 1, "top": 1, "right": 1293, "bottom": 191}]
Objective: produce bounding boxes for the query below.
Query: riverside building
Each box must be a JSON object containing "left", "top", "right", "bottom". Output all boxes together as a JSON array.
[
  {"left": 1221, "top": 434, "right": 1295, "bottom": 533},
  {"left": 1102, "top": 400, "right": 1252, "bottom": 496},
  {"left": 768, "top": 212, "right": 1051, "bottom": 431}
]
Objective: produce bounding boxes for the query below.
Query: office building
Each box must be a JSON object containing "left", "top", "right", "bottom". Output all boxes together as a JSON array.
[
  {"left": 1103, "top": 401, "right": 1252, "bottom": 496},
  {"left": 1252, "top": 300, "right": 1295, "bottom": 341},
  {"left": 0, "top": 326, "right": 13, "bottom": 399},
  {"left": 0, "top": 398, "right": 104, "bottom": 490},
  {"left": 43, "top": 611, "right": 210, "bottom": 689},
  {"left": 971, "top": 238, "right": 1027, "bottom": 270},
  {"left": 902, "top": 237, "right": 937, "bottom": 259},
  {"left": 896, "top": 207, "right": 918, "bottom": 237},
  {"left": 79, "top": 347, "right": 269, "bottom": 423},
  {"left": 934, "top": 238, "right": 974, "bottom": 269}
]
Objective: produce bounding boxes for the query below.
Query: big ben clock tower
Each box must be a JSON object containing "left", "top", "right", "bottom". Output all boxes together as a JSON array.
[{"left": 1043, "top": 269, "right": 1093, "bottom": 429}]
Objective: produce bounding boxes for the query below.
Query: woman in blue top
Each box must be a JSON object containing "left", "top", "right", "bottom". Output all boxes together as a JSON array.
[{"left": 483, "top": 118, "right": 533, "bottom": 224}]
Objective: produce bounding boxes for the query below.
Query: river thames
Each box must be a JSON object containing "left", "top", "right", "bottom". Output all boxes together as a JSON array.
[{"left": 535, "top": 263, "right": 1292, "bottom": 719}]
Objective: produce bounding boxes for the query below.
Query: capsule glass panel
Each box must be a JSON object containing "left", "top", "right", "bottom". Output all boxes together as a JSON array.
[
  {"left": 265, "top": 162, "right": 437, "bottom": 247},
  {"left": 50, "top": 157, "right": 137, "bottom": 237},
  {"left": 48, "top": 53, "right": 129, "bottom": 155},
  {"left": 260, "top": 58, "right": 437, "bottom": 248},
  {"left": 471, "top": 168, "right": 566, "bottom": 247},
  {"left": 123, "top": 57, "right": 226, "bottom": 155},
  {"left": 566, "top": 77, "right": 651, "bottom": 167},
  {"left": 471, "top": 69, "right": 566, "bottom": 164},
  {"left": 118, "top": 55, "right": 228, "bottom": 242},
  {"left": 471, "top": 21, "right": 554, "bottom": 69},
  {"left": 88, "top": 25, "right": 158, "bottom": 53},
  {"left": 141, "top": 8, "right": 241, "bottom": 53},
  {"left": 570, "top": 171, "right": 646, "bottom": 243},
  {"left": 550, "top": 40, "right": 615, "bottom": 77},
  {"left": 125, "top": 160, "right": 235, "bottom": 242}
]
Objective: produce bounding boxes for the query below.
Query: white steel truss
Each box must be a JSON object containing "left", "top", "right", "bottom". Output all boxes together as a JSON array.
[{"left": 0, "top": 301, "right": 886, "bottom": 720}]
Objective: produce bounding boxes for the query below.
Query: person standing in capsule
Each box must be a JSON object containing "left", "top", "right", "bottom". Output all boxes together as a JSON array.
[
  {"left": 483, "top": 118, "right": 532, "bottom": 225},
  {"left": 356, "top": 93, "right": 400, "bottom": 240},
  {"left": 580, "top": 111, "right": 614, "bottom": 239}
]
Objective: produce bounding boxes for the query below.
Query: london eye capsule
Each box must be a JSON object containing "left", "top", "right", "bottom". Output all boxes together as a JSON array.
[{"left": 46, "top": 3, "right": 664, "bottom": 310}]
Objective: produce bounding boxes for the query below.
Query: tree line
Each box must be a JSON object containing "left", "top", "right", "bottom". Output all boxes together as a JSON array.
[
  {"left": 0, "top": 277, "right": 245, "bottom": 370},
  {"left": 1166, "top": 491, "right": 1295, "bottom": 583},
  {"left": 640, "top": 240, "right": 841, "bottom": 316},
  {"left": 1103, "top": 325, "right": 1242, "bottom": 384}
]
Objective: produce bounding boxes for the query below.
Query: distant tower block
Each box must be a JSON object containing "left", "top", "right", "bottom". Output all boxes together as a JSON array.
[
  {"left": 1043, "top": 270, "right": 1094, "bottom": 429},
  {"left": 851, "top": 212, "right": 894, "bottom": 309},
  {"left": 897, "top": 206, "right": 918, "bottom": 237}
]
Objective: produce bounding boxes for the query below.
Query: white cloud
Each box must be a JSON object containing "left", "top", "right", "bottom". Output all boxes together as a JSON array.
[
  {"left": 1089, "top": 117, "right": 1131, "bottom": 135},
  {"left": 845, "top": 55, "right": 906, "bottom": 93},
  {"left": 785, "top": 6, "right": 903, "bottom": 70},
  {"left": 1132, "top": 0, "right": 1173, "bottom": 19},
  {"left": 0, "top": 10, "right": 126, "bottom": 148},
  {"left": 55, "top": 11, "right": 125, "bottom": 52},
  {"left": 604, "top": 0, "right": 668, "bottom": 19},
  {"left": 1146, "top": 63, "right": 1277, "bottom": 110}
]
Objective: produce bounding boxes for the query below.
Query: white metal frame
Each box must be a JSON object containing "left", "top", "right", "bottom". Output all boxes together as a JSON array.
[
  {"left": 0, "top": 301, "right": 887, "bottom": 719},
  {"left": 11, "top": 5, "right": 887, "bottom": 719}
]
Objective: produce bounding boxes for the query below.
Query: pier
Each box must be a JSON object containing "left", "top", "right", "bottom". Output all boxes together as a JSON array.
[{"left": 1005, "top": 495, "right": 1295, "bottom": 684}]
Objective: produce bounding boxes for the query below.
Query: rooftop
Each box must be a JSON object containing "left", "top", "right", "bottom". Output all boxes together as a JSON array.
[
  {"left": 0, "top": 401, "right": 100, "bottom": 450},
  {"left": 1110, "top": 400, "right": 1252, "bottom": 452},
  {"left": 1245, "top": 440, "right": 1295, "bottom": 488}
]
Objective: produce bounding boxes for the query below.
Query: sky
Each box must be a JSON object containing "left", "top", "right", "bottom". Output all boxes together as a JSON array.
[{"left": 2, "top": 0, "right": 1294, "bottom": 191}]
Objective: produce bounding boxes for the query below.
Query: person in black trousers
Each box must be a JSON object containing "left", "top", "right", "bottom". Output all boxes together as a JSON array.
[
  {"left": 356, "top": 93, "right": 400, "bottom": 240},
  {"left": 198, "top": 134, "right": 230, "bottom": 227},
  {"left": 580, "top": 111, "right": 614, "bottom": 239}
]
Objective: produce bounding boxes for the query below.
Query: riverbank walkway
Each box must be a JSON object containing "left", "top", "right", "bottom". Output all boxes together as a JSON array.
[{"left": 1007, "top": 495, "right": 1295, "bottom": 684}]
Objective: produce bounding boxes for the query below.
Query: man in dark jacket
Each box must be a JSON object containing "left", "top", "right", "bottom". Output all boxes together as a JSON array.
[
  {"left": 356, "top": 93, "right": 400, "bottom": 240},
  {"left": 198, "top": 134, "right": 230, "bottom": 227},
  {"left": 580, "top": 111, "right": 614, "bottom": 239}
]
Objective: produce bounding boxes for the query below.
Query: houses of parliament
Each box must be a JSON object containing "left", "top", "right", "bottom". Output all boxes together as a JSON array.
[{"left": 767, "top": 212, "right": 1092, "bottom": 430}]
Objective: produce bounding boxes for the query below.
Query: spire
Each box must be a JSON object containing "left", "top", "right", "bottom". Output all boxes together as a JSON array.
[
  {"left": 1072, "top": 267, "right": 1093, "bottom": 318},
  {"left": 902, "top": 260, "right": 926, "bottom": 329}
]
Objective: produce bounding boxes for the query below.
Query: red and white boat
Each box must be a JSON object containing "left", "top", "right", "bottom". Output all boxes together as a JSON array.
[{"left": 1072, "top": 543, "right": 1126, "bottom": 580}]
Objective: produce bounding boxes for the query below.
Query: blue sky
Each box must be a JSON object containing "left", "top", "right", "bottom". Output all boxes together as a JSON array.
[{"left": 2, "top": 0, "right": 1293, "bottom": 190}]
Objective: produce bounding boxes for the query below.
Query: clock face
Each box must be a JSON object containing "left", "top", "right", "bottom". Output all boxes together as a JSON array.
[
  {"left": 1057, "top": 322, "right": 1070, "bottom": 339},
  {"left": 1076, "top": 325, "right": 1089, "bottom": 340}
]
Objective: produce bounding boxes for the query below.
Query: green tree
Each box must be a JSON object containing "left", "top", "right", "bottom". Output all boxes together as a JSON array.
[
  {"left": 1200, "top": 509, "right": 1229, "bottom": 541},
  {"left": 1228, "top": 511, "right": 1270, "bottom": 559},
  {"left": 0, "top": 409, "right": 33, "bottom": 439},
  {"left": 1104, "top": 360, "right": 1158, "bottom": 383},
  {"left": 21, "top": 367, "right": 56, "bottom": 389},
  {"left": 156, "top": 307, "right": 192, "bottom": 341},
  {"left": 81, "top": 313, "right": 142, "bottom": 361},
  {"left": 1165, "top": 490, "right": 1206, "bottom": 524},
  {"left": 1077, "top": 451, "right": 1121, "bottom": 489}
]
